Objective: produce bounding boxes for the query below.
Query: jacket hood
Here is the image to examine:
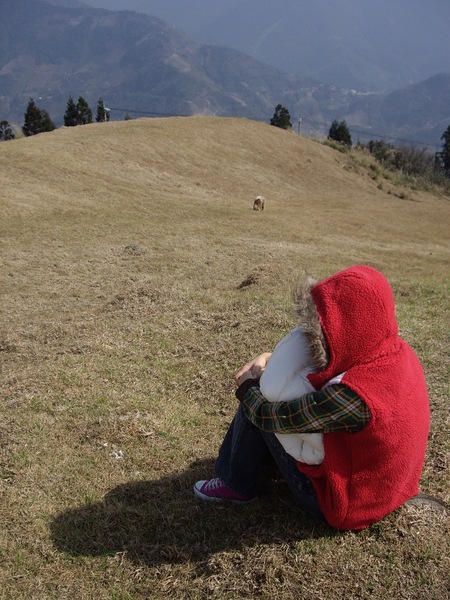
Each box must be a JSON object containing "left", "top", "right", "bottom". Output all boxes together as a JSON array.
[{"left": 308, "top": 265, "right": 399, "bottom": 389}]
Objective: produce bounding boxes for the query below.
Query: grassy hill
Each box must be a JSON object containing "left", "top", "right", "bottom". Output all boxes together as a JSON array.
[{"left": 1, "top": 118, "right": 449, "bottom": 599}]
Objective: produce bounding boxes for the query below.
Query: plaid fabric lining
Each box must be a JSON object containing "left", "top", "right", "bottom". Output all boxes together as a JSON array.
[{"left": 241, "top": 383, "right": 371, "bottom": 434}]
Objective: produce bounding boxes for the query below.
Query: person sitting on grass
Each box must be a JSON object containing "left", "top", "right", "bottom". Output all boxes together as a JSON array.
[{"left": 193, "top": 265, "right": 430, "bottom": 531}]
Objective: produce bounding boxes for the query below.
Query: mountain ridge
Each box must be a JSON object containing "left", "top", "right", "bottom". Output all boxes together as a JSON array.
[
  {"left": 83, "top": 0, "right": 450, "bottom": 92},
  {"left": 1, "top": 0, "right": 449, "bottom": 147}
]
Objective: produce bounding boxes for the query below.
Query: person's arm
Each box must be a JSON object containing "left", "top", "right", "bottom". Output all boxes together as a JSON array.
[{"left": 236, "top": 380, "right": 371, "bottom": 433}]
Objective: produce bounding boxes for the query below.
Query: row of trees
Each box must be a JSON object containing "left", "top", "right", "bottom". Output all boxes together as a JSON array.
[
  {"left": 63, "top": 96, "right": 110, "bottom": 127},
  {"left": 269, "top": 103, "right": 450, "bottom": 177},
  {"left": 0, "top": 96, "right": 110, "bottom": 140}
]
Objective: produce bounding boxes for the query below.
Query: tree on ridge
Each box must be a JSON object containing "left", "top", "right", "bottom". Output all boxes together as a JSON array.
[
  {"left": 64, "top": 96, "right": 79, "bottom": 127},
  {"left": 96, "top": 98, "right": 110, "bottom": 123},
  {"left": 270, "top": 104, "right": 292, "bottom": 130},
  {"left": 0, "top": 120, "right": 15, "bottom": 141},
  {"left": 328, "top": 119, "right": 352, "bottom": 147},
  {"left": 22, "top": 98, "right": 56, "bottom": 137}
]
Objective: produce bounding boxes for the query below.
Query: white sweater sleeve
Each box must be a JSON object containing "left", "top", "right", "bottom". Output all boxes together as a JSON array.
[{"left": 259, "top": 327, "right": 325, "bottom": 465}]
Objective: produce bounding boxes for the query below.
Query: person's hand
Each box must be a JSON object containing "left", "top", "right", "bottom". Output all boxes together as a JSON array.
[{"left": 235, "top": 352, "right": 271, "bottom": 387}]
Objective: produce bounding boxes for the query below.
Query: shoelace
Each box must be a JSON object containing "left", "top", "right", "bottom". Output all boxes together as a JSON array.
[{"left": 205, "top": 478, "right": 223, "bottom": 491}]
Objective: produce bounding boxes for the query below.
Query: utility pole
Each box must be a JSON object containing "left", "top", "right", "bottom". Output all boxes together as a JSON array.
[{"left": 297, "top": 116, "right": 302, "bottom": 135}]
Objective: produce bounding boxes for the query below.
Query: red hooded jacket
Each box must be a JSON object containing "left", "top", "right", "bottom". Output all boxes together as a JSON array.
[{"left": 299, "top": 265, "right": 430, "bottom": 530}]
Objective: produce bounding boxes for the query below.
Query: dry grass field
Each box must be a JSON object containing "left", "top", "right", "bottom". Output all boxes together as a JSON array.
[{"left": 1, "top": 117, "right": 449, "bottom": 599}]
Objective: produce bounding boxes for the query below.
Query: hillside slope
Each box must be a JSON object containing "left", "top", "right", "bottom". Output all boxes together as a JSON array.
[
  {"left": 2, "top": 116, "right": 448, "bottom": 330},
  {"left": 1, "top": 117, "right": 449, "bottom": 599}
]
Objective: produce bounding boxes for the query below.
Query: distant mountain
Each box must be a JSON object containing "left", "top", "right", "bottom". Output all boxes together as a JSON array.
[
  {"left": 83, "top": 0, "right": 450, "bottom": 93},
  {"left": 1, "top": 0, "right": 448, "bottom": 147},
  {"left": 346, "top": 73, "right": 450, "bottom": 146},
  {"left": 0, "top": 0, "right": 312, "bottom": 126}
]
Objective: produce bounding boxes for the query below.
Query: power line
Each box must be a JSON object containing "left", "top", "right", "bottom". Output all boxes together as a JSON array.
[{"left": 108, "top": 107, "right": 190, "bottom": 118}]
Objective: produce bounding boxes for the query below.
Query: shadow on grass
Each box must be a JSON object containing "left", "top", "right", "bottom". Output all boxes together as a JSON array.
[{"left": 50, "top": 459, "right": 335, "bottom": 566}]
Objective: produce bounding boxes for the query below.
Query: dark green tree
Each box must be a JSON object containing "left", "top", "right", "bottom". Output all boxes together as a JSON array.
[
  {"left": 96, "top": 97, "right": 110, "bottom": 122},
  {"left": 22, "top": 98, "right": 56, "bottom": 137},
  {"left": 40, "top": 109, "right": 56, "bottom": 133},
  {"left": 328, "top": 119, "right": 352, "bottom": 147},
  {"left": 22, "top": 98, "right": 41, "bottom": 137},
  {"left": 76, "top": 96, "right": 93, "bottom": 125},
  {"left": 64, "top": 96, "right": 79, "bottom": 127},
  {"left": 0, "top": 120, "right": 15, "bottom": 141},
  {"left": 441, "top": 124, "right": 450, "bottom": 177},
  {"left": 270, "top": 104, "right": 292, "bottom": 130}
]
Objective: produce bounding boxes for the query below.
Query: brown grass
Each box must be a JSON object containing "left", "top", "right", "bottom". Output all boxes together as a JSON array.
[{"left": 1, "top": 117, "right": 449, "bottom": 599}]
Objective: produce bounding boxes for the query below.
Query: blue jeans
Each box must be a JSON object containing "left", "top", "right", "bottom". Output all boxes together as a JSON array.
[{"left": 215, "top": 403, "right": 324, "bottom": 519}]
